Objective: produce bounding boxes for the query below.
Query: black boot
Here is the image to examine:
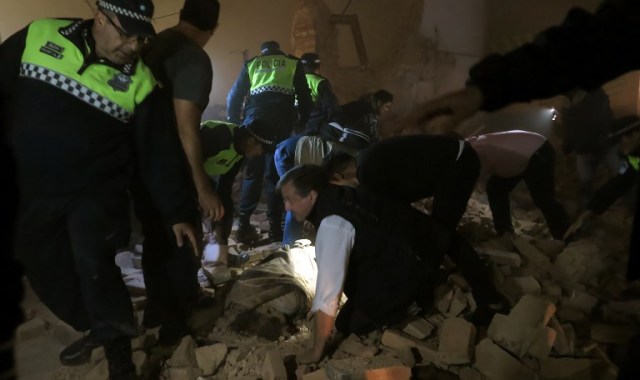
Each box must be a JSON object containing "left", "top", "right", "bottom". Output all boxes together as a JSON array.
[
  {"left": 267, "top": 218, "right": 283, "bottom": 243},
  {"left": 59, "top": 332, "right": 101, "bottom": 366},
  {"left": 236, "top": 213, "right": 260, "bottom": 244},
  {"left": 104, "top": 336, "right": 135, "bottom": 380}
]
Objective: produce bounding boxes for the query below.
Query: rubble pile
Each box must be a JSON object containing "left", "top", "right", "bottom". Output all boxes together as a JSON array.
[{"left": 16, "top": 197, "right": 639, "bottom": 379}]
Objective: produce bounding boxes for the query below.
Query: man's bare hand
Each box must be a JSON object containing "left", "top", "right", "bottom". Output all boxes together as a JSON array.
[
  {"left": 199, "top": 190, "right": 225, "bottom": 222},
  {"left": 172, "top": 222, "right": 199, "bottom": 257}
]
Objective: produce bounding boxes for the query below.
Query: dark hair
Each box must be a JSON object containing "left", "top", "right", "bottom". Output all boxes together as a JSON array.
[
  {"left": 277, "top": 165, "right": 329, "bottom": 197},
  {"left": 180, "top": 0, "right": 220, "bottom": 31},
  {"left": 300, "top": 52, "right": 320, "bottom": 71},
  {"left": 373, "top": 89, "right": 393, "bottom": 104},
  {"left": 321, "top": 150, "right": 356, "bottom": 177}
]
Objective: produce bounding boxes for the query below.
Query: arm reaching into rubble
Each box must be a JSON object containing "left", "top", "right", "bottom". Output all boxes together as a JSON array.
[
  {"left": 297, "top": 215, "right": 354, "bottom": 364},
  {"left": 396, "top": 0, "right": 640, "bottom": 135},
  {"left": 297, "top": 310, "right": 335, "bottom": 364}
]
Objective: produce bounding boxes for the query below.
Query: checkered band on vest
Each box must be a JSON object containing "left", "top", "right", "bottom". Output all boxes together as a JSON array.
[
  {"left": 249, "top": 85, "right": 295, "bottom": 96},
  {"left": 98, "top": 0, "right": 153, "bottom": 23},
  {"left": 20, "top": 63, "right": 132, "bottom": 122}
]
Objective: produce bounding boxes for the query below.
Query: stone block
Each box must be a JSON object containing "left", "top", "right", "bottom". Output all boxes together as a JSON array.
[
  {"left": 402, "top": 318, "right": 434, "bottom": 340},
  {"left": 303, "top": 369, "right": 329, "bottom": 380},
  {"left": 551, "top": 242, "right": 602, "bottom": 289},
  {"left": 438, "top": 317, "right": 476, "bottom": 365},
  {"left": 561, "top": 291, "right": 599, "bottom": 314},
  {"left": 85, "top": 359, "right": 108, "bottom": 380},
  {"left": 381, "top": 329, "right": 421, "bottom": 351},
  {"left": 195, "top": 343, "right": 227, "bottom": 375},
  {"left": 16, "top": 317, "right": 46, "bottom": 341},
  {"left": 474, "top": 339, "right": 536, "bottom": 380},
  {"left": 132, "top": 350, "right": 148, "bottom": 377},
  {"left": 364, "top": 366, "right": 411, "bottom": 379},
  {"left": 49, "top": 320, "right": 84, "bottom": 346},
  {"left": 509, "top": 294, "right": 556, "bottom": 328},
  {"left": 532, "top": 239, "right": 565, "bottom": 257},
  {"left": 338, "top": 334, "right": 377, "bottom": 358},
  {"left": 527, "top": 326, "right": 557, "bottom": 359},
  {"left": 512, "top": 237, "right": 552, "bottom": 272},
  {"left": 261, "top": 349, "right": 287, "bottom": 380},
  {"left": 549, "top": 317, "right": 574, "bottom": 355},
  {"left": 476, "top": 246, "right": 522, "bottom": 267},
  {"left": 168, "top": 367, "right": 203, "bottom": 379},
  {"left": 167, "top": 335, "right": 198, "bottom": 368},
  {"left": 508, "top": 276, "right": 542, "bottom": 297}
]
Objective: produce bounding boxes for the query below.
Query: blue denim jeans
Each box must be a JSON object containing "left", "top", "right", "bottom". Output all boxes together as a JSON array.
[
  {"left": 238, "top": 150, "right": 284, "bottom": 235},
  {"left": 274, "top": 135, "right": 304, "bottom": 244}
]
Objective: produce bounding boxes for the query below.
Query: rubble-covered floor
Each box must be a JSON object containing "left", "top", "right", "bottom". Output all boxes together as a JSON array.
[{"left": 14, "top": 195, "right": 640, "bottom": 379}]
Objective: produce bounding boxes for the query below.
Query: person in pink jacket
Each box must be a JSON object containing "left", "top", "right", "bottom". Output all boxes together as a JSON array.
[{"left": 468, "top": 130, "right": 570, "bottom": 240}]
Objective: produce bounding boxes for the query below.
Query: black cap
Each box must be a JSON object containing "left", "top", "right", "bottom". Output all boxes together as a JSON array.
[
  {"left": 243, "top": 119, "right": 274, "bottom": 145},
  {"left": 260, "top": 40, "right": 280, "bottom": 54},
  {"left": 179, "top": 0, "right": 220, "bottom": 31},
  {"left": 300, "top": 52, "right": 320, "bottom": 66},
  {"left": 97, "top": 0, "right": 155, "bottom": 36}
]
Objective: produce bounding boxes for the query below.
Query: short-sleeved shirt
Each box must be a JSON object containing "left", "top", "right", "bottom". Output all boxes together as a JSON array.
[
  {"left": 143, "top": 29, "right": 213, "bottom": 109},
  {"left": 311, "top": 215, "right": 355, "bottom": 317}
]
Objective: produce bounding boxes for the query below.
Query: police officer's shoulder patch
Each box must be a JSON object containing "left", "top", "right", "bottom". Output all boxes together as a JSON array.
[{"left": 108, "top": 73, "right": 132, "bottom": 92}]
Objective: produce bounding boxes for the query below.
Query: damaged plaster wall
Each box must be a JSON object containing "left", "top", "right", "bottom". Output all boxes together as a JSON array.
[{"left": 293, "top": 0, "right": 480, "bottom": 132}]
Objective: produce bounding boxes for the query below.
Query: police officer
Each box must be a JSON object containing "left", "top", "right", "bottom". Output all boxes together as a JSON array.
[
  {"left": 226, "top": 40, "right": 313, "bottom": 244},
  {"left": 1, "top": 0, "right": 199, "bottom": 377},
  {"left": 300, "top": 52, "right": 340, "bottom": 135},
  {"left": 199, "top": 118, "right": 274, "bottom": 271}
]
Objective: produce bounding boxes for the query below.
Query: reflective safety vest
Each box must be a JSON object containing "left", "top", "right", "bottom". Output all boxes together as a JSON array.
[
  {"left": 629, "top": 155, "right": 640, "bottom": 171},
  {"left": 20, "top": 19, "right": 156, "bottom": 122},
  {"left": 201, "top": 120, "right": 243, "bottom": 176},
  {"left": 247, "top": 54, "right": 298, "bottom": 96},
  {"left": 305, "top": 73, "right": 325, "bottom": 103}
]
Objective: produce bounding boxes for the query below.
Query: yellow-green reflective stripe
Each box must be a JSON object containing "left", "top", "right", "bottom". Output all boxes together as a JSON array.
[
  {"left": 21, "top": 19, "right": 155, "bottom": 121},
  {"left": 305, "top": 73, "right": 324, "bottom": 103},
  {"left": 202, "top": 121, "right": 243, "bottom": 176},
  {"left": 247, "top": 55, "right": 297, "bottom": 95},
  {"left": 629, "top": 155, "right": 640, "bottom": 170}
]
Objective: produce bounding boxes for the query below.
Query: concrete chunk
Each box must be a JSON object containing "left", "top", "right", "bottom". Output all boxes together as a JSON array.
[
  {"left": 195, "top": 343, "right": 227, "bottom": 376},
  {"left": 474, "top": 339, "right": 536, "bottom": 380},
  {"left": 438, "top": 317, "right": 476, "bottom": 365},
  {"left": 364, "top": 366, "right": 411, "bottom": 379},
  {"left": 167, "top": 335, "right": 198, "bottom": 368},
  {"left": 261, "top": 349, "right": 287, "bottom": 380},
  {"left": 402, "top": 318, "right": 434, "bottom": 340},
  {"left": 476, "top": 246, "right": 522, "bottom": 267},
  {"left": 338, "top": 334, "right": 377, "bottom": 358},
  {"left": 16, "top": 317, "right": 47, "bottom": 341}
]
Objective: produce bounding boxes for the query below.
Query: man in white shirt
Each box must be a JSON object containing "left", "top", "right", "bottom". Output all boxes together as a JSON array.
[{"left": 278, "top": 164, "right": 505, "bottom": 364}]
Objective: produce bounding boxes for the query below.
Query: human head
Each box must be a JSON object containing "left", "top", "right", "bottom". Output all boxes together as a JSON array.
[
  {"left": 373, "top": 89, "right": 394, "bottom": 116},
  {"left": 277, "top": 165, "right": 329, "bottom": 222},
  {"left": 260, "top": 40, "right": 280, "bottom": 55},
  {"left": 322, "top": 150, "right": 358, "bottom": 187},
  {"left": 300, "top": 52, "right": 320, "bottom": 73},
  {"left": 240, "top": 119, "right": 274, "bottom": 157},
  {"left": 94, "top": 0, "right": 155, "bottom": 64},
  {"left": 179, "top": 0, "right": 220, "bottom": 46}
]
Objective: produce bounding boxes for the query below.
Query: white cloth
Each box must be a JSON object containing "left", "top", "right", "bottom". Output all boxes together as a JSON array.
[{"left": 311, "top": 215, "right": 355, "bottom": 317}]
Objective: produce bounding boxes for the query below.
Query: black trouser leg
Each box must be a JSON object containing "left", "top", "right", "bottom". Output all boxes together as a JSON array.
[
  {"left": 486, "top": 176, "right": 520, "bottom": 235},
  {"left": 523, "top": 142, "right": 569, "bottom": 239},
  {"left": 432, "top": 144, "right": 480, "bottom": 231}
]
